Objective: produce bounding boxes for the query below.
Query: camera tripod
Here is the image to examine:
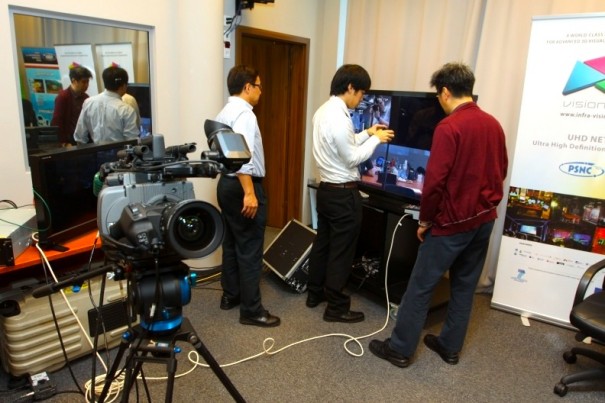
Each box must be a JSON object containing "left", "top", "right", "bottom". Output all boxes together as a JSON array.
[{"left": 98, "top": 317, "right": 245, "bottom": 403}]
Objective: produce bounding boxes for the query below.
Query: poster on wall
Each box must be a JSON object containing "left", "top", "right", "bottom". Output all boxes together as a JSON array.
[
  {"left": 95, "top": 43, "right": 135, "bottom": 83},
  {"left": 54, "top": 44, "right": 99, "bottom": 96},
  {"left": 21, "top": 47, "right": 62, "bottom": 126},
  {"left": 492, "top": 13, "right": 605, "bottom": 327}
]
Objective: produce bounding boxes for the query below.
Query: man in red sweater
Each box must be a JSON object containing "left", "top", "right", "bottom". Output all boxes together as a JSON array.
[
  {"left": 51, "top": 66, "right": 92, "bottom": 145},
  {"left": 370, "top": 62, "right": 508, "bottom": 368}
]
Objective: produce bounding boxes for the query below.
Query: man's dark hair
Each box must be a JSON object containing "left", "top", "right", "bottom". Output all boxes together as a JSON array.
[
  {"left": 102, "top": 66, "right": 129, "bottom": 91},
  {"left": 430, "top": 62, "right": 475, "bottom": 98},
  {"left": 330, "top": 64, "right": 371, "bottom": 96},
  {"left": 227, "top": 65, "right": 259, "bottom": 96},
  {"left": 69, "top": 66, "right": 92, "bottom": 81}
]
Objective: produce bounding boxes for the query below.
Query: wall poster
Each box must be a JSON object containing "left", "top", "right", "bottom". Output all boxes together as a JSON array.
[{"left": 21, "top": 47, "right": 62, "bottom": 126}]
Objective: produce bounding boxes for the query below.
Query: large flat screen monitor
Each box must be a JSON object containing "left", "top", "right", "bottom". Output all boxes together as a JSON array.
[
  {"left": 353, "top": 90, "right": 476, "bottom": 209},
  {"left": 29, "top": 139, "right": 137, "bottom": 250}
]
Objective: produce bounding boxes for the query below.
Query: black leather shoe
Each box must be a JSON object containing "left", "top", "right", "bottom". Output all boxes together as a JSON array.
[
  {"left": 323, "top": 310, "right": 364, "bottom": 323},
  {"left": 306, "top": 293, "right": 326, "bottom": 308},
  {"left": 369, "top": 338, "right": 410, "bottom": 368},
  {"left": 239, "top": 310, "right": 281, "bottom": 327},
  {"left": 220, "top": 295, "right": 240, "bottom": 310},
  {"left": 423, "top": 334, "right": 459, "bottom": 365}
]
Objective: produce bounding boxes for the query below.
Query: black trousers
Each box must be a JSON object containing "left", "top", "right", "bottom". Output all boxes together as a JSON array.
[
  {"left": 217, "top": 176, "right": 267, "bottom": 317},
  {"left": 307, "top": 185, "right": 362, "bottom": 314}
]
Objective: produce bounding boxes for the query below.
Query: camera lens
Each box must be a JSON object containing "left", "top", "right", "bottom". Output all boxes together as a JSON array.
[{"left": 163, "top": 200, "right": 224, "bottom": 259}]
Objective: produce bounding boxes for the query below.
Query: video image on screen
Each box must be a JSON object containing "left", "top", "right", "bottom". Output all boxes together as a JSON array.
[
  {"left": 353, "top": 91, "right": 443, "bottom": 204},
  {"left": 350, "top": 93, "right": 392, "bottom": 133},
  {"left": 519, "top": 225, "right": 538, "bottom": 235}
]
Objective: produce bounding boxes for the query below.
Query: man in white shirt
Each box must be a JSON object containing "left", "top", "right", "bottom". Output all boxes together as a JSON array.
[
  {"left": 73, "top": 66, "right": 139, "bottom": 144},
  {"left": 214, "top": 65, "right": 280, "bottom": 328},
  {"left": 122, "top": 92, "right": 141, "bottom": 130},
  {"left": 307, "top": 64, "right": 394, "bottom": 323}
]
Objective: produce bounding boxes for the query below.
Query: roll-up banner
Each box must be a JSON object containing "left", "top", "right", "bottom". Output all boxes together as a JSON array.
[
  {"left": 95, "top": 43, "right": 135, "bottom": 83},
  {"left": 54, "top": 44, "right": 99, "bottom": 95},
  {"left": 492, "top": 13, "right": 605, "bottom": 328}
]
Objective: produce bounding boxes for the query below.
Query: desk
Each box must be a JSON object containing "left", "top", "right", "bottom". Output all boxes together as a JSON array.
[
  {"left": 306, "top": 181, "right": 448, "bottom": 305},
  {"left": 351, "top": 200, "right": 449, "bottom": 306},
  {"left": 0, "top": 230, "right": 101, "bottom": 279}
]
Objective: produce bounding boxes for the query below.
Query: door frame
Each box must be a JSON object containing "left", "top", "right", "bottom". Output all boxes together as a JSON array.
[{"left": 235, "top": 26, "right": 309, "bottom": 227}]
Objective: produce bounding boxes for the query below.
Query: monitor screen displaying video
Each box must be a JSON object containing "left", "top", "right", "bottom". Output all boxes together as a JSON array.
[{"left": 353, "top": 90, "right": 448, "bottom": 205}]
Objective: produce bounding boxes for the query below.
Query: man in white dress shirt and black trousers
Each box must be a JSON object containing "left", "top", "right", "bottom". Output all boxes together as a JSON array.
[
  {"left": 307, "top": 64, "right": 394, "bottom": 323},
  {"left": 215, "top": 65, "right": 280, "bottom": 327}
]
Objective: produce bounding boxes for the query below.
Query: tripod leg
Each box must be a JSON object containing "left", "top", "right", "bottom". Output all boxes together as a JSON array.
[
  {"left": 164, "top": 352, "right": 178, "bottom": 403},
  {"left": 98, "top": 334, "right": 131, "bottom": 403},
  {"left": 186, "top": 330, "right": 245, "bottom": 402},
  {"left": 120, "top": 354, "right": 144, "bottom": 403}
]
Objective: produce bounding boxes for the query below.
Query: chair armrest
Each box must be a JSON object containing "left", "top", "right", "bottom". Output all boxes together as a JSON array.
[{"left": 574, "top": 258, "right": 605, "bottom": 306}]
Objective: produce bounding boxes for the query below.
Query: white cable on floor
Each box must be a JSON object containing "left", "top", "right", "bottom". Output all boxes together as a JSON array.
[
  {"left": 32, "top": 213, "right": 409, "bottom": 395},
  {"left": 155, "top": 214, "right": 410, "bottom": 376}
]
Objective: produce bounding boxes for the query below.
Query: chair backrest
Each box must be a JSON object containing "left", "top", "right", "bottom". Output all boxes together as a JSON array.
[
  {"left": 573, "top": 258, "right": 605, "bottom": 306},
  {"left": 569, "top": 258, "right": 605, "bottom": 340}
]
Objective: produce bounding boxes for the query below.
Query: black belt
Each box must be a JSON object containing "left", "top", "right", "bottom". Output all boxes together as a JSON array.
[
  {"left": 224, "top": 175, "right": 263, "bottom": 184},
  {"left": 320, "top": 181, "right": 358, "bottom": 189}
]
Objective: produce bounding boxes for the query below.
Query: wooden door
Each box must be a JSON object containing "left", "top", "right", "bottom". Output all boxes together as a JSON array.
[{"left": 236, "top": 26, "right": 309, "bottom": 228}]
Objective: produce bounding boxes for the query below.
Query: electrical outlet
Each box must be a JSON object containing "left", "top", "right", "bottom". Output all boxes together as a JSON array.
[{"left": 224, "top": 15, "right": 233, "bottom": 26}]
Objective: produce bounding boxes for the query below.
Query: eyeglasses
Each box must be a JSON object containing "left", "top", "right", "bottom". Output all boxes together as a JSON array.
[{"left": 250, "top": 83, "right": 262, "bottom": 90}]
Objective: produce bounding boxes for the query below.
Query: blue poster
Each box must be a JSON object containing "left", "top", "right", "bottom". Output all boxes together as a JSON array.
[{"left": 22, "top": 47, "right": 61, "bottom": 126}]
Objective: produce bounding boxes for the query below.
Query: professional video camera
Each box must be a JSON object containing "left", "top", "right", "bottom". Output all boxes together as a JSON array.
[
  {"left": 31, "top": 120, "right": 248, "bottom": 402},
  {"left": 97, "top": 120, "right": 249, "bottom": 261},
  {"left": 95, "top": 119, "right": 251, "bottom": 333}
]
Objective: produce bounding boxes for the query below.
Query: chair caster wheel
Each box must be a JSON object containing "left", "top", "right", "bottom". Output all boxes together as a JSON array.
[
  {"left": 554, "top": 382, "right": 568, "bottom": 397},
  {"left": 563, "top": 351, "right": 577, "bottom": 364}
]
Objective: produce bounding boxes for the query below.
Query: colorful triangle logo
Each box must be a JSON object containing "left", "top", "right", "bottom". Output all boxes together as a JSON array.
[
  {"left": 563, "top": 58, "right": 605, "bottom": 95},
  {"left": 585, "top": 56, "right": 605, "bottom": 74},
  {"left": 562, "top": 61, "right": 605, "bottom": 95}
]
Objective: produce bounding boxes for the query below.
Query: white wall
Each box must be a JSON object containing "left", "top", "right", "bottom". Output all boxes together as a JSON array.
[{"left": 1, "top": 0, "right": 225, "bottom": 265}]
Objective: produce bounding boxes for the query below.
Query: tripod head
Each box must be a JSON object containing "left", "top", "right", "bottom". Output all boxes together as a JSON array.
[{"left": 121, "top": 257, "right": 195, "bottom": 334}]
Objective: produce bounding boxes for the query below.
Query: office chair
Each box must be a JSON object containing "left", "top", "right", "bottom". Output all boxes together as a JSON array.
[{"left": 554, "top": 258, "right": 605, "bottom": 397}]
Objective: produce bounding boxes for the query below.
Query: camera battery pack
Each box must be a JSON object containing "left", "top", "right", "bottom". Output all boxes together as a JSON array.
[{"left": 0, "top": 207, "right": 36, "bottom": 266}]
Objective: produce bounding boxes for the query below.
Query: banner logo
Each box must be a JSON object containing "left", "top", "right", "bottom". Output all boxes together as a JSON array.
[
  {"left": 559, "top": 161, "right": 605, "bottom": 177},
  {"left": 563, "top": 56, "right": 605, "bottom": 95},
  {"left": 512, "top": 269, "right": 527, "bottom": 283}
]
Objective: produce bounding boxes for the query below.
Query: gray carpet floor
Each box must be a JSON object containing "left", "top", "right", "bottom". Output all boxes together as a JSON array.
[{"left": 2, "top": 228, "right": 605, "bottom": 402}]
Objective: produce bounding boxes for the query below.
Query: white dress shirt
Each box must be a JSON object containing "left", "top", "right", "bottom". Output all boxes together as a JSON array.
[
  {"left": 73, "top": 90, "right": 139, "bottom": 144},
  {"left": 312, "top": 96, "right": 380, "bottom": 183},
  {"left": 215, "top": 96, "right": 265, "bottom": 177}
]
